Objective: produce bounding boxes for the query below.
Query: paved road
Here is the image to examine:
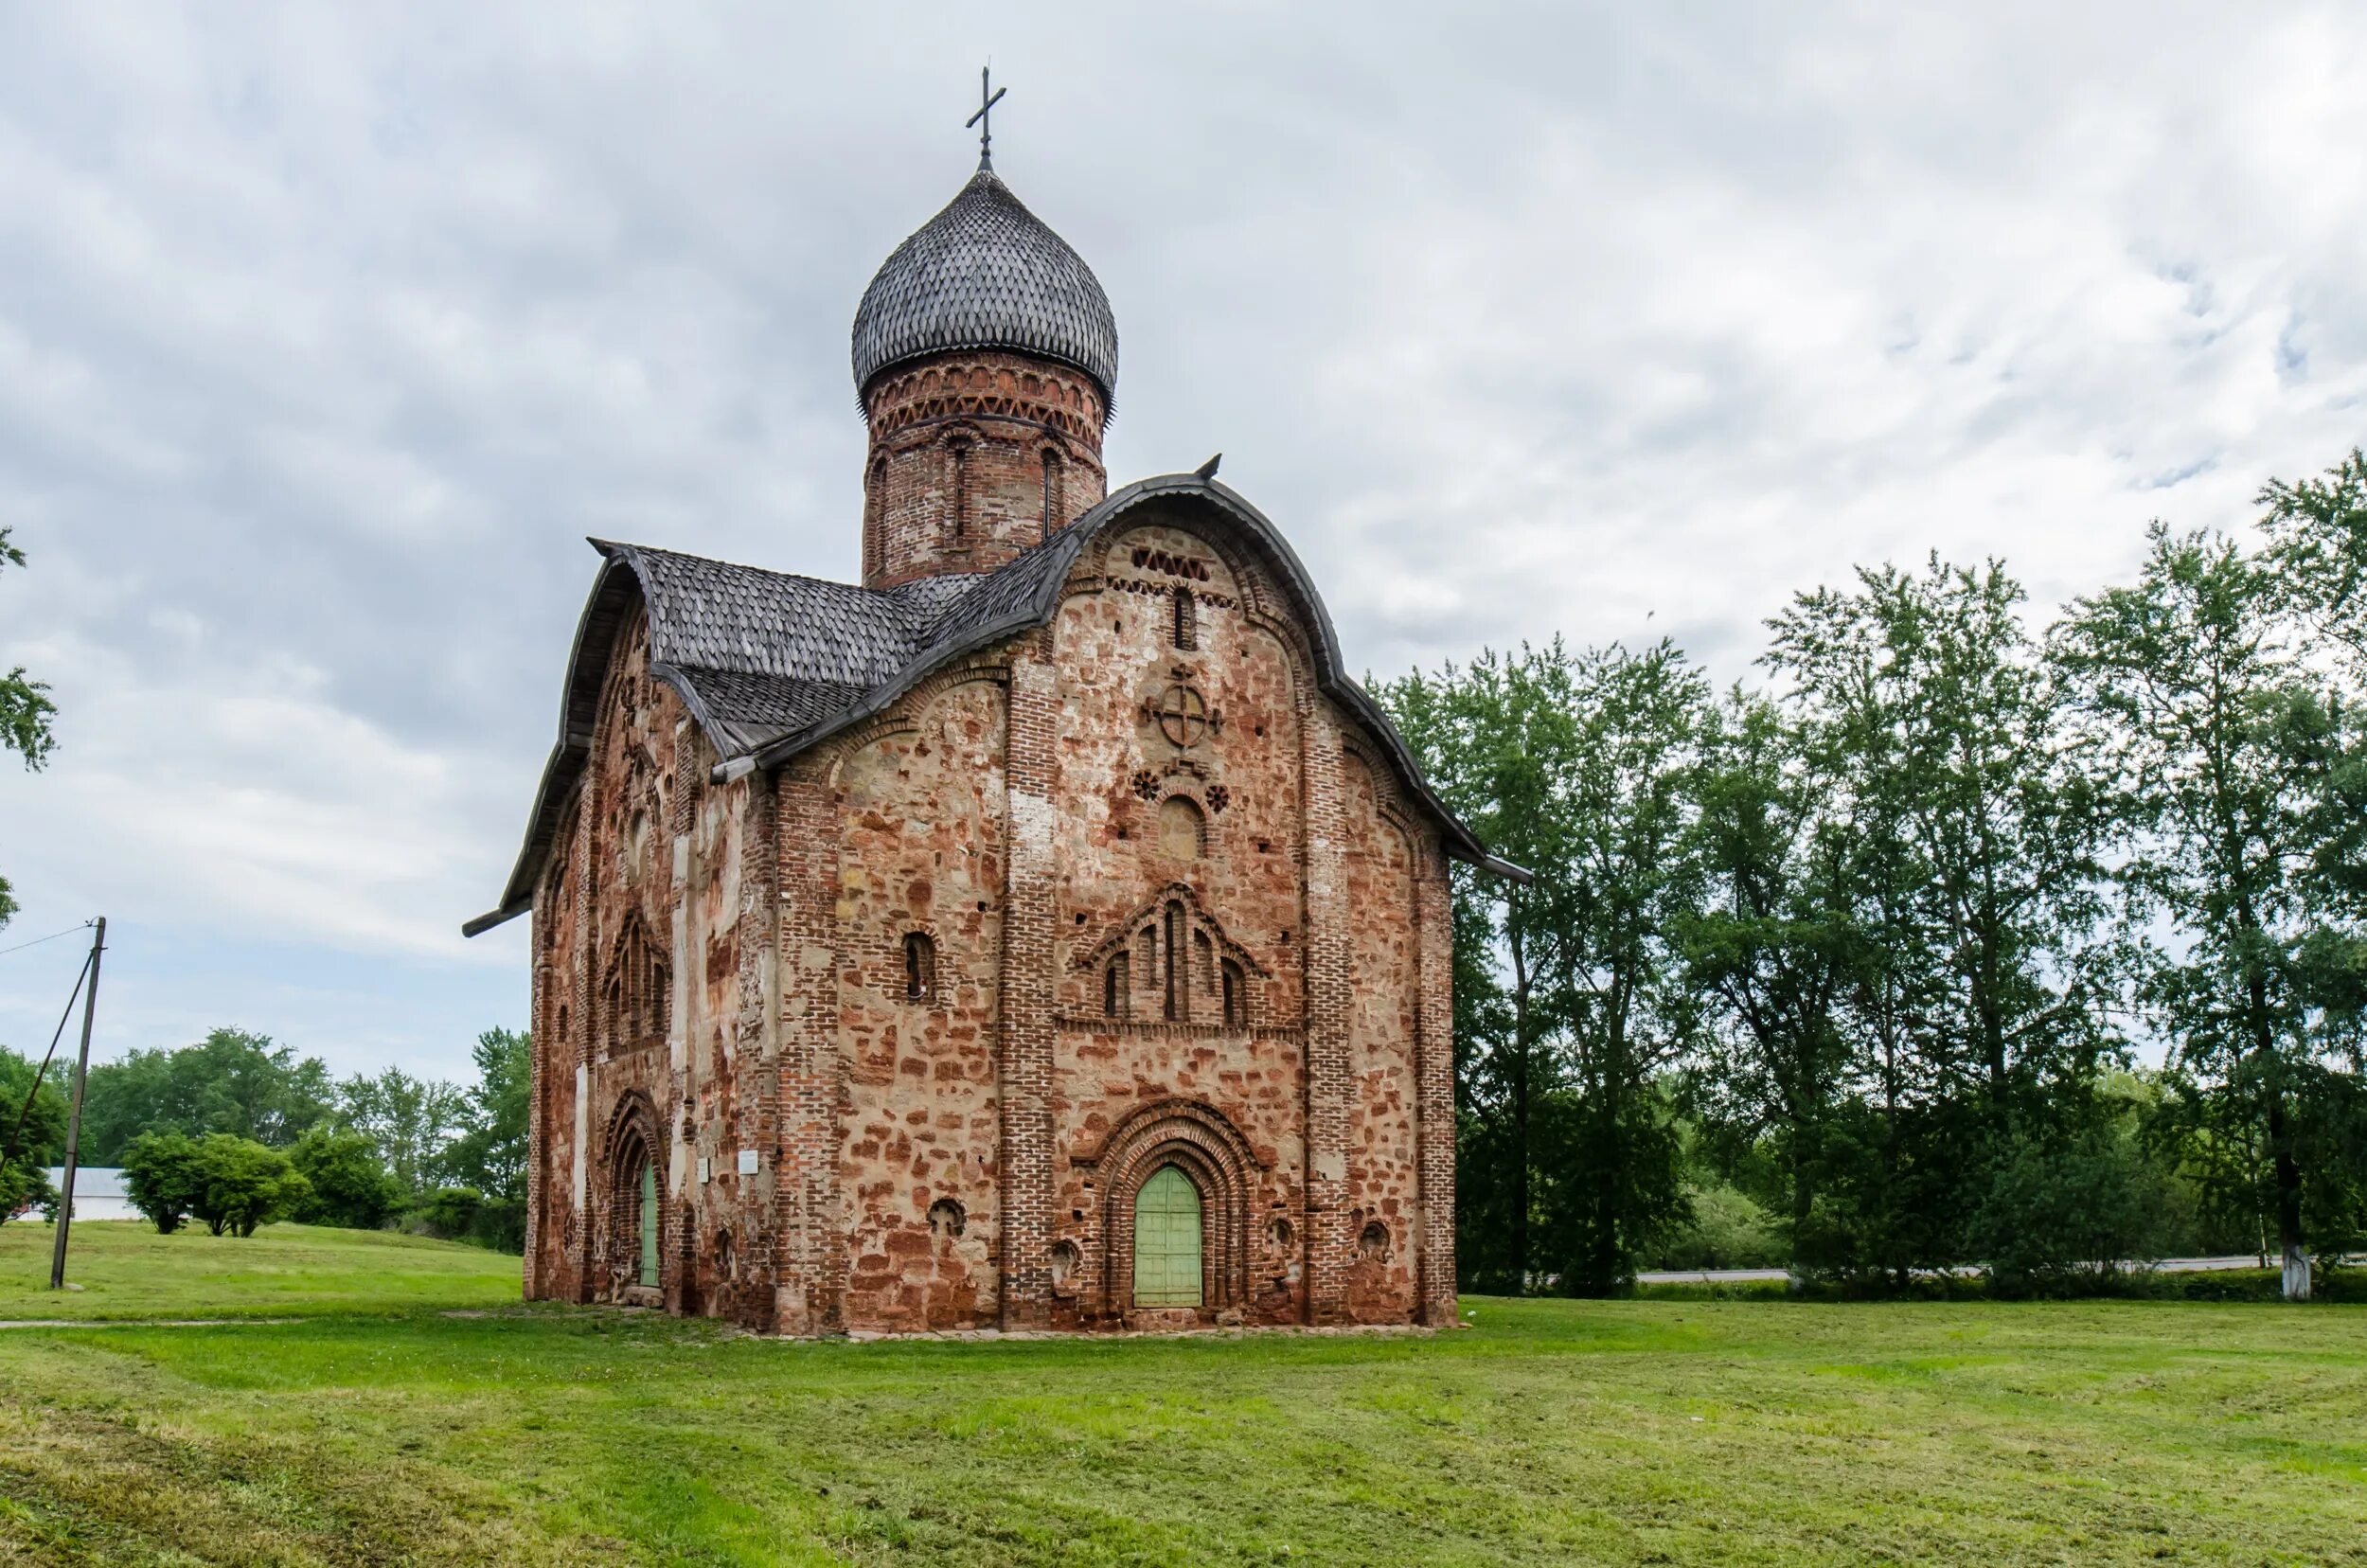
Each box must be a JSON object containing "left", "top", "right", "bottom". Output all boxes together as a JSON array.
[{"left": 1636, "top": 1255, "right": 2281, "bottom": 1285}]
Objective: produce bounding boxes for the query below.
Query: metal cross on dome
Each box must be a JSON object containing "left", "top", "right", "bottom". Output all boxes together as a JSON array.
[{"left": 967, "top": 65, "right": 1007, "bottom": 169}]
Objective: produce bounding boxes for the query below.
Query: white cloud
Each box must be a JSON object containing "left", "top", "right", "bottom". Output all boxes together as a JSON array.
[{"left": 0, "top": 3, "right": 2361, "bottom": 1075}]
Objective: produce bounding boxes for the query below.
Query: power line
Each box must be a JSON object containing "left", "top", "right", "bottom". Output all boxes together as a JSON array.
[{"left": 0, "top": 919, "right": 96, "bottom": 960}]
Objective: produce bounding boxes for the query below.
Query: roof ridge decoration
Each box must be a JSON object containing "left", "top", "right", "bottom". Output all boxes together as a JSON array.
[{"left": 850, "top": 160, "right": 1119, "bottom": 419}]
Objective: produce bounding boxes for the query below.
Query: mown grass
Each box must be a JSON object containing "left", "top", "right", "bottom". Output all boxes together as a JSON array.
[
  {"left": 1, "top": 1221, "right": 522, "bottom": 1321},
  {"left": 3, "top": 1225, "right": 2364, "bottom": 1565}
]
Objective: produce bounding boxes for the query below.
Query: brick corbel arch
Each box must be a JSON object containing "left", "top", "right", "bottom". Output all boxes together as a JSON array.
[{"left": 1077, "top": 1097, "right": 1262, "bottom": 1313}]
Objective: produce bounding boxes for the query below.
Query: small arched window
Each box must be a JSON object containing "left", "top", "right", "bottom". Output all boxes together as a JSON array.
[
  {"left": 928, "top": 1197, "right": 968, "bottom": 1238},
  {"left": 946, "top": 437, "right": 971, "bottom": 539},
  {"left": 903, "top": 932, "right": 936, "bottom": 1002},
  {"left": 1104, "top": 958, "right": 1129, "bottom": 1019},
  {"left": 1221, "top": 959, "right": 1245, "bottom": 1027},
  {"left": 647, "top": 960, "right": 670, "bottom": 1040},
  {"left": 1163, "top": 902, "right": 1185, "bottom": 1022}
]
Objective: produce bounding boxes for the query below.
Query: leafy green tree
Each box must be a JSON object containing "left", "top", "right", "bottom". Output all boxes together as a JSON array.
[
  {"left": 341, "top": 1068, "right": 468, "bottom": 1197},
  {"left": 190, "top": 1134, "right": 309, "bottom": 1238},
  {"left": 1766, "top": 557, "right": 2118, "bottom": 1278},
  {"left": 1379, "top": 644, "right": 1583, "bottom": 1292},
  {"left": 1678, "top": 689, "right": 1862, "bottom": 1269},
  {"left": 288, "top": 1128, "right": 400, "bottom": 1230},
  {"left": 443, "top": 1028, "right": 530, "bottom": 1202},
  {"left": 2260, "top": 447, "right": 2367, "bottom": 678},
  {"left": 0, "top": 1044, "right": 69, "bottom": 1226},
  {"left": 121, "top": 1131, "right": 206, "bottom": 1234},
  {"left": 79, "top": 1029, "right": 337, "bottom": 1162},
  {"left": 2055, "top": 523, "right": 2358, "bottom": 1297},
  {"left": 1539, "top": 641, "right": 1708, "bottom": 1295},
  {"left": 0, "top": 527, "right": 60, "bottom": 930}
]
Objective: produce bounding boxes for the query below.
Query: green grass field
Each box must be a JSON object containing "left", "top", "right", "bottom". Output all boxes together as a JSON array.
[{"left": 3, "top": 1223, "right": 2363, "bottom": 1566}]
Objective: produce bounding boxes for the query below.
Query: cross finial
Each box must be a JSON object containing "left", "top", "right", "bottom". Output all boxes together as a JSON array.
[{"left": 966, "top": 65, "right": 1006, "bottom": 170}]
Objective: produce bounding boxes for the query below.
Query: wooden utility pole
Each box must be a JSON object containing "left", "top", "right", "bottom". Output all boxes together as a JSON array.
[{"left": 48, "top": 916, "right": 105, "bottom": 1291}]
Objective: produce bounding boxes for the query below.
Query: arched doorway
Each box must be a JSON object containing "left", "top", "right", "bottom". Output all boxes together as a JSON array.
[
  {"left": 600, "top": 1091, "right": 663, "bottom": 1303},
  {"left": 1133, "top": 1165, "right": 1203, "bottom": 1308}
]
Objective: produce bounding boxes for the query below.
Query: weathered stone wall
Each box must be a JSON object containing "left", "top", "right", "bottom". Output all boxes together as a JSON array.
[
  {"left": 861, "top": 351, "right": 1108, "bottom": 588},
  {"left": 527, "top": 504, "right": 1455, "bottom": 1337},
  {"left": 1042, "top": 516, "right": 1319, "bottom": 1327},
  {"left": 525, "top": 613, "right": 782, "bottom": 1328},
  {"left": 827, "top": 668, "right": 1011, "bottom": 1332}
]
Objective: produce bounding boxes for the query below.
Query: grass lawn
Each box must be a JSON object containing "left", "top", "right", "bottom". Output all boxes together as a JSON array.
[
  {"left": 0, "top": 1221, "right": 522, "bottom": 1321},
  {"left": 3, "top": 1225, "right": 2364, "bottom": 1565}
]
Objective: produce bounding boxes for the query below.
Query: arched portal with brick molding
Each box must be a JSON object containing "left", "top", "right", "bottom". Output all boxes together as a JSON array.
[
  {"left": 1082, "top": 1098, "right": 1259, "bottom": 1316},
  {"left": 599, "top": 1090, "right": 664, "bottom": 1304}
]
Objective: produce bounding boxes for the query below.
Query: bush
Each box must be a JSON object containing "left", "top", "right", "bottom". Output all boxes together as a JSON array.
[
  {"left": 288, "top": 1128, "right": 400, "bottom": 1230},
  {"left": 410, "top": 1185, "right": 483, "bottom": 1239},
  {"left": 1970, "top": 1128, "right": 2175, "bottom": 1297},
  {"left": 1652, "top": 1181, "right": 1788, "bottom": 1271},
  {"left": 1, "top": 1157, "right": 58, "bottom": 1224},
  {"left": 190, "top": 1133, "right": 310, "bottom": 1237},
  {"left": 121, "top": 1131, "right": 206, "bottom": 1233}
]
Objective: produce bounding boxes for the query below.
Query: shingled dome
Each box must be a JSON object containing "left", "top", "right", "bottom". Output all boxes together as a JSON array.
[{"left": 851, "top": 163, "right": 1118, "bottom": 418}]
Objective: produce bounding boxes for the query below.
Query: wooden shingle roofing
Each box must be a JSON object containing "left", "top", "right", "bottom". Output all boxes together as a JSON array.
[{"left": 463, "top": 473, "right": 1523, "bottom": 936}]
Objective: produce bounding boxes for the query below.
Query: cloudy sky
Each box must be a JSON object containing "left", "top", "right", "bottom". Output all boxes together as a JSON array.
[{"left": 2, "top": 5, "right": 2362, "bottom": 1084}]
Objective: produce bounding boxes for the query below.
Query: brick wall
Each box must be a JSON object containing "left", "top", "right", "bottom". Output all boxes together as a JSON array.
[
  {"left": 528, "top": 499, "right": 1454, "bottom": 1337},
  {"left": 861, "top": 351, "right": 1108, "bottom": 588}
]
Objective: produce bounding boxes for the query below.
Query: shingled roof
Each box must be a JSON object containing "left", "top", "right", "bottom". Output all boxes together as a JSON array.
[{"left": 464, "top": 473, "right": 1523, "bottom": 936}]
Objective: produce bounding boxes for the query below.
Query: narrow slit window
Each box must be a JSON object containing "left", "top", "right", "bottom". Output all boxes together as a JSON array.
[
  {"left": 1104, "top": 959, "right": 1128, "bottom": 1019},
  {"left": 1164, "top": 902, "right": 1184, "bottom": 1021},
  {"left": 1041, "top": 448, "right": 1059, "bottom": 536},
  {"left": 949, "top": 439, "right": 970, "bottom": 539},
  {"left": 903, "top": 932, "right": 936, "bottom": 1001},
  {"left": 1221, "top": 959, "right": 1245, "bottom": 1027},
  {"left": 1171, "top": 586, "right": 1197, "bottom": 650}
]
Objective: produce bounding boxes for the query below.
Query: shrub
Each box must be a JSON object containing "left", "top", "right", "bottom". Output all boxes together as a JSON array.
[
  {"left": 121, "top": 1131, "right": 206, "bottom": 1233},
  {"left": 288, "top": 1128, "right": 400, "bottom": 1230},
  {"left": 190, "top": 1133, "right": 310, "bottom": 1238},
  {"left": 410, "top": 1185, "right": 484, "bottom": 1239},
  {"left": 1, "top": 1157, "right": 58, "bottom": 1224},
  {"left": 1971, "top": 1128, "right": 2174, "bottom": 1297},
  {"left": 1652, "top": 1181, "right": 1788, "bottom": 1271}
]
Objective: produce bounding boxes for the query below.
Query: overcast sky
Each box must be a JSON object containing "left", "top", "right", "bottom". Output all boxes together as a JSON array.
[{"left": 2, "top": 5, "right": 2362, "bottom": 1085}]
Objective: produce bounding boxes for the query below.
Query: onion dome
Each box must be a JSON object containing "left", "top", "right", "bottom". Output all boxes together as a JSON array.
[{"left": 851, "top": 162, "right": 1119, "bottom": 419}]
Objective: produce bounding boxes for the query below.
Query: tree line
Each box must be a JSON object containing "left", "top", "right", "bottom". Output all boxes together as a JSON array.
[
  {"left": 1378, "top": 449, "right": 2367, "bottom": 1299},
  {"left": 2, "top": 1025, "right": 529, "bottom": 1250}
]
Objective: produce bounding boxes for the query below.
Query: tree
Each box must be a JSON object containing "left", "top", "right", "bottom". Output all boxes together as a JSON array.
[
  {"left": 2260, "top": 447, "right": 2367, "bottom": 680},
  {"left": 190, "top": 1134, "right": 309, "bottom": 1238},
  {"left": 121, "top": 1131, "right": 206, "bottom": 1234},
  {"left": 1379, "top": 643, "right": 1582, "bottom": 1292},
  {"left": 288, "top": 1128, "right": 400, "bottom": 1230},
  {"left": 2054, "top": 523, "right": 2358, "bottom": 1298},
  {"left": 1765, "top": 557, "right": 2119, "bottom": 1279},
  {"left": 1678, "top": 689, "right": 1862, "bottom": 1270},
  {"left": 341, "top": 1068, "right": 468, "bottom": 1197},
  {"left": 1, "top": 1043, "right": 69, "bottom": 1222},
  {"left": 0, "top": 527, "right": 61, "bottom": 930},
  {"left": 1539, "top": 641, "right": 1707, "bottom": 1294},
  {"left": 443, "top": 1028, "right": 530, "bottom": 1202},
  {"left": 79, "top": 1028, "right": 337, "bottom": 1163}
]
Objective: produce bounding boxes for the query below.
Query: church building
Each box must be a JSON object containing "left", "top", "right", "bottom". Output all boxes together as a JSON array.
[{"left": 466, "top": 106, "right": 1518, "bottom": 1335}]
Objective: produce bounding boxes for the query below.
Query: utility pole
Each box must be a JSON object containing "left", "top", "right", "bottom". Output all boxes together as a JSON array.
[{"left": 48, "top": 916, "right": 105, "bottom": 1291}]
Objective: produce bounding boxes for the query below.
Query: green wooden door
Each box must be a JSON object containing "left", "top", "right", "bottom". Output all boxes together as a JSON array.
[
  {"left": 637, "top": 1160, "right": 659, "bottom": 1287},
  {"left": 1133, "top": 1165, "right": 1202, "bottom": 1308}
]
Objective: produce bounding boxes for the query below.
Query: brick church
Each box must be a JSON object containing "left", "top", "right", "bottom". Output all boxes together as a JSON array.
[{"left": 467, "top": 116, "right": 1517, "bottom": 1336}]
